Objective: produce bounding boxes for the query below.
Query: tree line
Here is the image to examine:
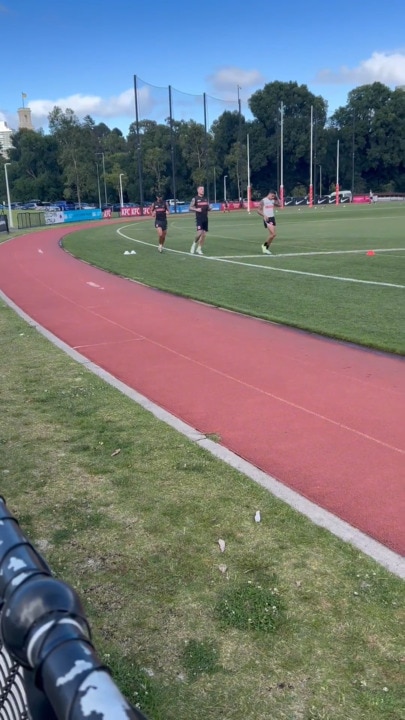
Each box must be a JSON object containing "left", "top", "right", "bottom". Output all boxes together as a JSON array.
[{"left": 1, "top": 81, "right": 404, "bottom": 207}]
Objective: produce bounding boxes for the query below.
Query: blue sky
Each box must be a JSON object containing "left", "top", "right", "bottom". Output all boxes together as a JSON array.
[{"left": 1, "top": 0, "right": 404, "bottom": 134}]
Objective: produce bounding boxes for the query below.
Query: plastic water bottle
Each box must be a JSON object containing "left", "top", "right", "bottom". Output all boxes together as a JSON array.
[{"left": 254, "top": 511, "right": 261, "bottom": 523}]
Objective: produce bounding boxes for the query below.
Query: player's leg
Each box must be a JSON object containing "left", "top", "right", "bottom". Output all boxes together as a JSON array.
[
  {"left": 160, "top": 222, "right": 167, "bottom": 250},
  {"left": 196, "top": 230, "right": 206, "bottom": 254},
  {"left": 196, "top": 222, "right": 208, "bottom": 254},
  {"left": 261, "top": 219, "right": 273, "bottom": 254},
  {"left": 190, "top": 226, "right": 203, "bottom": 253},
  {"left": 267, "top": 219, "right": 276, "bottom": 245}
]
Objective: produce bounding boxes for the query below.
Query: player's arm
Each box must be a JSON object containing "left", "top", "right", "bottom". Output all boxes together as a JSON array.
[
  {"left": 274, "top": 194, "right": 281, "bottom": 207},
  {"left": 189, "top": 197, "right": 199, "bottom": 212},
  {"left": 151, "top": 203, "right": 156, "bottom": 216},
  {"left": 165, "top": 202, "right": 170, "bottom": 214},
  {"left": 257, "top": 200, "right": 264, "bottom": 217}
]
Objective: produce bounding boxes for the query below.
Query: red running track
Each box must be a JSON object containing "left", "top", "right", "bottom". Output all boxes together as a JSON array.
[{"left": 1, "top": 227, "right": 404, "bottom": 555}]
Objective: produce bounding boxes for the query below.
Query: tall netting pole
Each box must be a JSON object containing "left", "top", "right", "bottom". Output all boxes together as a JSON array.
[
  {"left": 203, "top": 92, "right": 209, "bottom": 201},
  {"left": 247, "top": 133, "right": 251, "bottom": 213},
  {"left": 205, "top": 92, "right": 240, "bottom": 206},
  {"left": 237, "top": 86, "right": 243, "bottom": 203},
  {"left": 168, "top": 85, "right": 177, "bottom": 210},
  {"left": 279, "top": 101, "right": 284, "bottom": 208},
  {"left": 133, "top": 75, "right": 144, "bottom": 212},
  {"left": 309, "top": 105, "right": 314, "bottom": 208}
]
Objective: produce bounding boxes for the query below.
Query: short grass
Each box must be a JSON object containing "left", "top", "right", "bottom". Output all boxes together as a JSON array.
[
  {"left": 1, "top": 301, "right": 404, "bottom": 720},
  {"left": 62, "top": 203, "right": 405, "bottom": 354}
]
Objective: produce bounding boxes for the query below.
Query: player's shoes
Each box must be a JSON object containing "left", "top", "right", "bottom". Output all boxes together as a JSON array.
[
  {"left": 158, "top": 245, "right": 163, "bottom": 253},
  {"left": 196, "top": 247, "right": 203, "bottom": 255},
  {"left": 190, "top": 242, "right": 196, "bottom": 254},
  {"left": 262, "top": 244, "right": 272, "bottom": 255}
]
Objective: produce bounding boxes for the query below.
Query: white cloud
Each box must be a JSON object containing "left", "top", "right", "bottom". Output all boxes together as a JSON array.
[
  {"left": 207, "top": 66, "right": 264, "bottom": 98},
  {"left": 315, "top": 51, "right": 405, "bottom": 86},
  {"left": 28, "top": 88, "right": 138, "bottom": 123}
]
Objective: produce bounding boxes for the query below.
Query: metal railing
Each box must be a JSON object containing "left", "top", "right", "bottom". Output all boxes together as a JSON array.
[{"left": 0, "top": 497, "right": 148, "bottom": 720}]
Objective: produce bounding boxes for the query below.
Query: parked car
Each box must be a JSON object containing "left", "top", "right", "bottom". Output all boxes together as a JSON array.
[
  {"left": 53, "top": 201, "right": 75, "bottom": 211},
  {"left": 327, "top": 190, "right": 352, "bottom": 203}
]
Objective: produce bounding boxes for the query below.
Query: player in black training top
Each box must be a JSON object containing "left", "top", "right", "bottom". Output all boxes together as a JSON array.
[
  {"left": 189, "top": 186, "right": 210, "bottom": 255},
  {"left": 151, "top": 194, "right": 170, "bottom": 252}
]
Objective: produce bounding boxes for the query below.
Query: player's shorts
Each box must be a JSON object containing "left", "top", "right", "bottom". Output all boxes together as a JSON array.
[
  {"left": 155, "top": 220, "right": 167, "bottom": 231},
  {"left": 263, "top": 216, "right": 276, "bottom": 228},
  {"left": 196, "top": 219, "right": 208, "bottom": 232}
]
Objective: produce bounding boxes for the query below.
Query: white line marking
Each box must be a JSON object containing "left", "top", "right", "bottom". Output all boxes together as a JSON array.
[
  {"left": 2, "top": 287, "right": 403, "bottom": 578},
  {"left": 116, "top": 227, "right": 405, "bottom": 289},
  {"left": 86, "top": 281, "right": 104, "bottom": 289},
  {"left": 206, "top": 256, "right": 405, "bottom": 288},
  {"left": 217, "top": 248, "right": 405, "bottom": 259}
]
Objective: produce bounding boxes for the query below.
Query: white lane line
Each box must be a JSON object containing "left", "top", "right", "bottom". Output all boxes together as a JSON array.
[
  {"left": 86, "top": 281, "right": 104, "bottom": 289},
  {"left": 116, "top": 227, "right": 405, "bottom": 289},
  {"left": 2, "top": 287, "right": 404, "bottom": 579}
]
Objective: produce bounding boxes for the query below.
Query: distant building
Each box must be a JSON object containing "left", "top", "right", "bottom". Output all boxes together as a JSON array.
[
  {"left": 0, "top": 120, "right": 13, "bottom": 156},
  {"left": 18, "top": 106, "right": 34, "bottom": 130}
]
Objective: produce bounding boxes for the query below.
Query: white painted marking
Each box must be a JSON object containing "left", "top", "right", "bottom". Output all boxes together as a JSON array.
[
  {"left": 8, "top": 557, "right": 27, "bottom": 571},
  {"left": 2, "top": 288, "right": 404, "bottom": 578},
  {"left": 217, "top": 248, "right": 405, "bottom": 259},
  {"left": 208, "top": 256, "right": 405, "bottom": 288},
  {"left": 116, "top": 227, "right": 405, "bottom": 290},
  {"left": 80, "top": 671, "right": 132, "bottom": 718},
  {"left": 86, "top": 281, "right": 104, "bottom": 289},
  {"left": 56, "top": 660, "right": 93, "bottom": 686}
]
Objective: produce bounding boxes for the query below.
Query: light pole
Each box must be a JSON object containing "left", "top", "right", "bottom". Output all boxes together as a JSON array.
[
  {"left": 223, "top": 175, "right": 228, "bottom": 203},
  {"left": 309, "top": 105, "right": 314, "bottom": 208},
  {"left": 96, "top": 152, "right": 107, "bottom": 206},
  {"left": 4, "top": 163, "right": 13, "bottom": 229},
  {"left": 95, "top": 163, "right": 102, "bottom": 209},
  {"left": 119, "top": 173, "right": 125, "bottom": 208},
  {"left": 279, "top": 101, "right": 284, "bottom": 208},
  {"left": 318, "top": 165, "right": 322, "bottom": 197}
]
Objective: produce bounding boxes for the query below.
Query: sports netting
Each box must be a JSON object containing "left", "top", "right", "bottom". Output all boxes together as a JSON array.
[{"left": 133, "top": 75, "right": 246, "bottom": 202}]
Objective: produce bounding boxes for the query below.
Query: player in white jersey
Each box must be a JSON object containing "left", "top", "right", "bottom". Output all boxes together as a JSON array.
[{"left": 257, "top": 190, "right": 280, "bottom": 254}]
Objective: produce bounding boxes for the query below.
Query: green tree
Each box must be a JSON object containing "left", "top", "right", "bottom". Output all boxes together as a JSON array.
[
  {"left": 6, "top": 129, "right": 62, "bottom": 201},
  {"left": 49, "top": 108, "right": 91, "bottom": 204},
  {"left": 330, "top": 83, "right": 405, "bottom": 192},
  {"left": 249, "top": 81, "right": 328, "bottom": 194}
]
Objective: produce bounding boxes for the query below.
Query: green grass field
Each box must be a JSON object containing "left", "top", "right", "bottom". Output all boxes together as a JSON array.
[{"left": 63, "top": 203, "right": 405, "bottom": 354}]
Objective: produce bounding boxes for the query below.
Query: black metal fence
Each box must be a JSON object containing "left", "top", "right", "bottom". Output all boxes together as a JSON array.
[{"left": 0, "top": 497, "right": 148, "bottom": 720}]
